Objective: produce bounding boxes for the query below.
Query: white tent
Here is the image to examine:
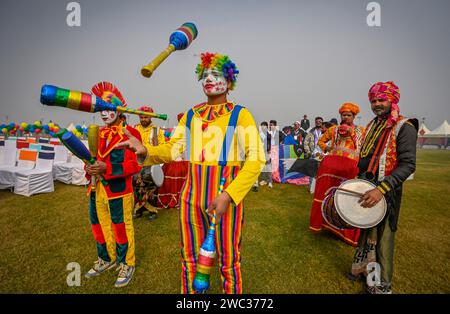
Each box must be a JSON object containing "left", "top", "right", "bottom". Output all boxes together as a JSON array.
[
  {"left": 419, "top": 120, "right": 450, "bottom": 149},
  {"left": 418, "top": 122, "right": 431, "bottom": 136},
  {"left": 428, "top": 120, "right": 450, "bottom": 136}
]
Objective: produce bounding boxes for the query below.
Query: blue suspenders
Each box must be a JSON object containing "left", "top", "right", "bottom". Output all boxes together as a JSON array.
[{"left": 185, "top": 105, "right": 244, "bottom": 165}]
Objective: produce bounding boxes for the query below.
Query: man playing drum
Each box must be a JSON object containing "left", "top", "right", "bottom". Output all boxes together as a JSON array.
[
  {"left": 309, "top": 103, "right": 365, "bottom": 246},
  {"left": 351, "top": 81, "right": 418, "bottom": 294},
  {"left": 133, "top": 106, "right": 166, "bottom": 221}
]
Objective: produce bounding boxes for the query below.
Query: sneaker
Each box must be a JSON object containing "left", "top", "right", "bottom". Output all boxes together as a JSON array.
[
  {"left": 85, "top": 258, "right": 116, "bottom": 278},
  {"left": 259, "top": 180, "right": 267, "bottom": 186},
  {"left": 133, "top": 208, "right": 144, "bottom": 219},
  {"left": 115, "top": 263, "right": 135, "bottom": 288},
  {"left": 148, "top": 213, "right": 158, "bottom": 221},
  {"left": 366, "top": 285, "right": 392, "bottom": 294},
  {"left": 268, "top": 182, "right": 273, "bottom": 188}
]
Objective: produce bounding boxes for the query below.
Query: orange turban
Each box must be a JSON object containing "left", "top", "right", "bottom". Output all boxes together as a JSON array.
[{"left": 339, "top": 102, "right": 360, "bottom": 115}]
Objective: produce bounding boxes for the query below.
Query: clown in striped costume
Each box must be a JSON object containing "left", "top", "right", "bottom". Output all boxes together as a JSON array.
[{"left": 119, "top": 52, "right": 265, "bottom": 293}]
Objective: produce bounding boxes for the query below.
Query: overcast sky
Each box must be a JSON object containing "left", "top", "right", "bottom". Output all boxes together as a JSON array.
[{"left": 1, "top": 0, "right": 449, "bottom": 130}]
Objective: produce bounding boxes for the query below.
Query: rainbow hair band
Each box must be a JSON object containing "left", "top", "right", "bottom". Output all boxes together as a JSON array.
[{"left": 195, "top": 52, "right": 239, "bottom": 90}]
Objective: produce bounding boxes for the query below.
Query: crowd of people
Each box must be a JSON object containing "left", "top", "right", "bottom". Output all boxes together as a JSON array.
[{"left": 67, "top": 51, "right": 418, "bottom": 295}]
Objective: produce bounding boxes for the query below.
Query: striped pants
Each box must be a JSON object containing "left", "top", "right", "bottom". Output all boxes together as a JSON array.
[
  {"left": 179, "top": 164, "right": 244, "bottom": 294},
  {"left": 89, "top": 185, "right": 135, "bottom": 266}
]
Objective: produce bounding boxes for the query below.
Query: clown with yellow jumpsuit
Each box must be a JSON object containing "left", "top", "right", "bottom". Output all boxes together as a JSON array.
[{"left": 119, "top": 52, "right": 265, "bottom": 293}]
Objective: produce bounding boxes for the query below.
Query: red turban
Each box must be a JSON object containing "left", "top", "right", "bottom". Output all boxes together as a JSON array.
[
  {"left": 139, "top": 106, "right": 154, "bottom": 113},
  {"left": 368, "top": 81, "right": 400, "bottom": 127},
  {"left": 339, "top": 102, "right": 360, "bottom": 115}
]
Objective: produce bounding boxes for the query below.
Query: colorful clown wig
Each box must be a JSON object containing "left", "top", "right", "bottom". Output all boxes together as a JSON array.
[
  {"left": 339, "top": 102, "right": 360, "bottom": 116},
  {"left": 195, "top": 52, "right": 239, "bottom": 90},
  {"left": 368, "top": 81, "right": 400, "bottom": 127}
]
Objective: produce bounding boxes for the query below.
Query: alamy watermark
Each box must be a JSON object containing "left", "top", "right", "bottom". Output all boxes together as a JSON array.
[
  {"left": 66, "top": 262, "right": 81, "bottom": 286},
  {"left": 366, "top": 262, "right": 381, "bottom": 287},
  {"left": 66, "top": 2, "right": 81, "bottom": 27},
  {"left": 367, "top": 2, "right": 381, "bottom": 27}
]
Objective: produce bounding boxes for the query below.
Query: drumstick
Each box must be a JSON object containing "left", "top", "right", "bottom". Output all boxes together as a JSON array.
[
  {"left": 336, "top": 187, "right": 365, "bottom": 197},
  {"left": 192, "top": 177, "right": 226, "bottom": 294}
]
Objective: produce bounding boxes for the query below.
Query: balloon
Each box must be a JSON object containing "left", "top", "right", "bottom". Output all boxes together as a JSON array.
[
  {"left": 2, "top": 128, "right": 7, "bottom": 134},
  {"left": 48, "top": 122, "right": 55, "bottom": 128},
  {"left": 34, "top": 121, "right": 41, "bottom": 126},
  {"left": 35, "top": 129, "right": 41, "bottom": 134},
  {"left": 49, "top": 131, "right": 55, "bottom": 137},
  {"left": 53, "top": 126, "right": 59, "bottom": 133},
  {"left": 19, "top": 127, "right": 24, "bottom": 131},
  {"left": 9, "top": 122, "right": 15, "bottom": 128},
  {"left": 21, "top": 122, "right": 28, "bottom": 128}
]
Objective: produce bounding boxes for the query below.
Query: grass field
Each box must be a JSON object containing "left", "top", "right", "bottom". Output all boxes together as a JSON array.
[{"left": 1, "top": 149, "right": 449, "bottom": 294}]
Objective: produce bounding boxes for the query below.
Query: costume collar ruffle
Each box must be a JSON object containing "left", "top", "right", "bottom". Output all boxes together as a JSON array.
[{"left": 193, "top": 102, "right": 235, "bottom": 122}]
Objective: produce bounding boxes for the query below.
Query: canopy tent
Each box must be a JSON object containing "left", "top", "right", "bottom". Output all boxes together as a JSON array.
[
  {"left": 418, "top": 120, "right": 450, "bottom": 148},
  {"left": 418, "top": 122, "right": 431, "bottom": 136}
]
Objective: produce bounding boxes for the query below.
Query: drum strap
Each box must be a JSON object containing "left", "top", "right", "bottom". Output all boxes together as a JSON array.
[
  {"left": 185, "top": 105, "right": 244, "bottom": 166},
  {"left": 378, "top": 118, "right": 409, "bottom": 181},
  {"left": 367, "top": 118, "right": 409, "bottom": 180}
]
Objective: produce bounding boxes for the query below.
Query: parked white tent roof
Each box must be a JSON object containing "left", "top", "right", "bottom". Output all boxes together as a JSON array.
[
  {"left": 418, "top": 123, "right": 431, "bottom": 136},
  {"left": 428, "top": 120, "right": 450, "bottom": 136}
]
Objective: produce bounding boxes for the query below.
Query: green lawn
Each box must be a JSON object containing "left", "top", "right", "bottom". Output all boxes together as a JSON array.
[{"left": 1, "top": 149, "right": 449, "bottom": 294}]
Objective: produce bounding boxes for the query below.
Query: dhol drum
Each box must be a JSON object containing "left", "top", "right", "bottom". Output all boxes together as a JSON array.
[
  {"left": 321, "top": 179, "right": 387, "bottom": 229},
  {"left": 134, "top": 165, "right": 165, "bottom": 208}
]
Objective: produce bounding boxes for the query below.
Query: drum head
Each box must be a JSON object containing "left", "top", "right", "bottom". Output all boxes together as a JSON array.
[
  {"left": 334, "top": 179, "right": 387, "bottom": 229},
  {"left": 150, "top": 165, "right": 164, "bottom": 187}
]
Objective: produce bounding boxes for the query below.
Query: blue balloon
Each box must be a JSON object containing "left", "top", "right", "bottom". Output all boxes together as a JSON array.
[
  {"left": 9, "top": 122, "right": 15, "bottom": 128},
  {"left": 49, "top": 131, "right": 55, "bottom": 137}
]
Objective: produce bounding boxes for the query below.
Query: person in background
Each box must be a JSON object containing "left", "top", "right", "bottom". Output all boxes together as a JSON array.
[
  {"left": 269, "top": 120, "right": 281, "bottom": 182},
  {"left": 303, "top": 117, "right": 324, "bottom": 159},
  {"left": 133, "top": 106, "right": 166, "bottom": 221},
  {"left": 301, "top": 114, "right": 310, "bottom": 131},
  {"left": 253, "top": 121, "right": 273, "bottom": 191},
  {"left": 309, "top": 103, "right": 365, "bottom": 246},
  {"left": 292, "top": 121, "right": 307, "bottom": 157}
]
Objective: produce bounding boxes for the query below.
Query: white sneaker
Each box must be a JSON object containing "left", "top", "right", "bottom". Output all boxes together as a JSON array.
[
  {"left": 115, "top": 263, "right": 135, "bottom": 288},
  {"left": 268, "top": 182, "right": 273, "bottom": 188},
  {"left": 259, "top": 180, "right": 267, "bottom": 186},
  {"left": 85, "top": 258, "right": 116, "bottom": 278}
]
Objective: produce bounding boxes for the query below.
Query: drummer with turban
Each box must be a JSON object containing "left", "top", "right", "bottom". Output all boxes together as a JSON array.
[
  {"left": 348, "top": 81, "right": 418, "bottom": 294},
  {"left": 309, "top": 102, "right": 365, "bottom": 246},
  {"left": 133, "top": 105, "right": 166, "bottom": 221}
]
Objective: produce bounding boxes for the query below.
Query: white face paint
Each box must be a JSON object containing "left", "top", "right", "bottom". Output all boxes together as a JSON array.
[
  {"left": 201, "top": 69, "right": 228, "bottom": 96},
  {"left": 100, "top": 110, "right": 118, "bottom": 125}
]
